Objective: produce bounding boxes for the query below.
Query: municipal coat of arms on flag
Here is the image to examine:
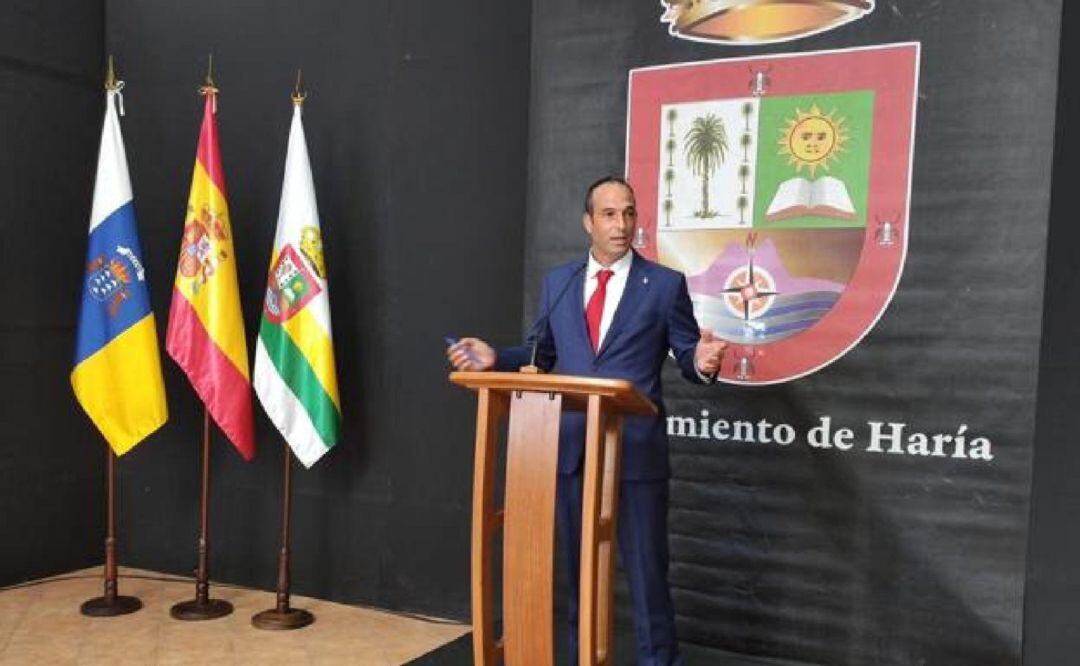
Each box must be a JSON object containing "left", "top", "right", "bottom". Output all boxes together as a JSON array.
[{"left": 626, "top": 42, "right": 920, "bottom": 384}]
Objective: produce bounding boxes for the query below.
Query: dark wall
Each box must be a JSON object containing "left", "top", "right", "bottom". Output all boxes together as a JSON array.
[
  {"left": 103, "top": 1, "right": 530, "bottom": 618},
  {"left": 1024, "top": 2, "right": 1080, "bottom": 663},
  {"left": 0, "top": 1, "right": 106, "bottom": 586}
]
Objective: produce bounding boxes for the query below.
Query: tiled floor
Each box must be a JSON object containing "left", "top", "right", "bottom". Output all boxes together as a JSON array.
[{"left": 0, "top": 568, "right": 469, "bottom": 665}]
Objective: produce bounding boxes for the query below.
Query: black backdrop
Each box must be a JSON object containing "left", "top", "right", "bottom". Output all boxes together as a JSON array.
[
  {"left": 1024, "top": 1, "right": 1080, "bottom": 661},
  {"left": 4, "top": 2, "right": 1080, "bottom": 665},
  {"left": 0, "top": 0, "right": 106, "bottom": 585},
  {"left": 98, "top": 1, "right": 531, "bottom": 618}
]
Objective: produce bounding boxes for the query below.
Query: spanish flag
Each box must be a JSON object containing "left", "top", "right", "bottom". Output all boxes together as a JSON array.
[
  {"left": 72, "top": 85, "right": 168, "bottom": 455},
  {"left": 253, "top": 97, "right": 341, "bottom": 467},
  {"left": 166, "top": 85, "right": 255, "bottom": 460}
]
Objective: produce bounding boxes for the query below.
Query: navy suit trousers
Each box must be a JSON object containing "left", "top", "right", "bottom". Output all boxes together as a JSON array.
[{"left": 557, "top": 473, "right": 681, "bottom": 666}]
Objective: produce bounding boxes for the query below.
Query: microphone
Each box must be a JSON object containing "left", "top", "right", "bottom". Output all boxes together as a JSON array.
[{"left": 522, "top": 261, "right": 587, "bottom": 373}]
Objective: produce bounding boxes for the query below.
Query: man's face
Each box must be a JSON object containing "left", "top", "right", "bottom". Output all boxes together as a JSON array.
[{"left": 583, "top": 182, "right": 637, "bottom": 266}]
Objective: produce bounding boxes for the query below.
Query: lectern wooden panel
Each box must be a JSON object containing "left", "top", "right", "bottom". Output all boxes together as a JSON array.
[
  {"left": 451, "top": 372, "right": 657, "bottom": 666},
  {"left": 503, "top": 391, "right": 561, "bottom": 664}
]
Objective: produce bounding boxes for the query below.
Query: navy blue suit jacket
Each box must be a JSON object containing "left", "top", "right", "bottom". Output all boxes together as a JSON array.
[{"left": 495, "top": 252, "right": 704, "bottom": 481}]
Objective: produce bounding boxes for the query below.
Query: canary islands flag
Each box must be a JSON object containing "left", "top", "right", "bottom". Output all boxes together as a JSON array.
[
  {"left": 253, "top": 100, "right": 341, "bottom": 467},
  {"left": 72, "top": 87, "right": 168, "bottom": 455},
  {"left": 166, "top": 88, "right": 256, "bottom": 460}
]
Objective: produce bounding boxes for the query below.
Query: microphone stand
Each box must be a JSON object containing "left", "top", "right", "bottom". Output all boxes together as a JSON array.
[{"left": 520, "top": 262, "right": 586, "bottom": 374}]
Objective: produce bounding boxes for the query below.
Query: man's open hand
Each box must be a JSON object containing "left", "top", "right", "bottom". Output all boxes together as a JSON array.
[{"left": 694, "top": 328, "right": 727, "bottom": 376}]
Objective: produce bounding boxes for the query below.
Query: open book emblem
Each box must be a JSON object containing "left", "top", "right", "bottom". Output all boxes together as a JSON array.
[
  {"left": 627, "top": 43, "right": 919, "bottom": 384},
  {"left": 766, "top": 176, "right": 855, "bottom": 222}
]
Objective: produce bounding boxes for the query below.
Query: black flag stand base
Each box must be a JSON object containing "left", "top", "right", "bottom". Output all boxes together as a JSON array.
[
  {"left": 170, "top": 410, "right": 234, "bottom": 621},
  {"left": 82, "top": 594, "right": 142, "bottom": 617},
  {"left": 82, "top": 448, "right": 142, "bottom": 617},
  {"left": 252, "top": 606, "right": 315, "bottom": 631},
  {"left": 171, "top": 596, "right": 233, "bottom": 621},
  {"left": 252, "top": 442, "right": 314, "bottom": 631}
]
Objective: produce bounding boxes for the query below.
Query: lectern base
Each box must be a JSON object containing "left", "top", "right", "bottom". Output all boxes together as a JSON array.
[{"left": 80, "top": 595, "right": 142, "bottom": 617}]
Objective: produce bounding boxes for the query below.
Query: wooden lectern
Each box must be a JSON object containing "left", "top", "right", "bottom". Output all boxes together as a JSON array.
[{"left": 450, "top": 371, "right": 657, "bottom": 666}]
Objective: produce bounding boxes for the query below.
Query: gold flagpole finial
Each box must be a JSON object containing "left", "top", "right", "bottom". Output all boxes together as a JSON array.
[
  {"left": 104, "top": 55, "right": 125, "bottom": 114},
  {"left": 292, "top": 68, "right": 306, "bottom": 107},
  {"left": 105, "top": 55, "right": 119, "bottom": 91},
  {"left": 199, "top": 53, "right": 219, "bottom": 103},
  {"left": 198, "top": 53, "right": 219, "bottom": 115}
]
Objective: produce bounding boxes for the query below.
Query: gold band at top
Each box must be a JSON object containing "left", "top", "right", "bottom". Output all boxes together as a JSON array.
[{"left": 663, "top": 0, "right": 874, "bottom": 43}]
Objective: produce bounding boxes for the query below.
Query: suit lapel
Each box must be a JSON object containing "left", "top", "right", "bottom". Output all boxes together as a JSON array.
[{"left": 595, "top": 254, "right": 648, "bottom": 363}]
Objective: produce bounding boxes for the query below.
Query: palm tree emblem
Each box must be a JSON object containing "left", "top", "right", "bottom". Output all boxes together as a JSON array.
[
  {"left": 684, "top": 114, "right": 728, "bottom": 218},
  {"left": 740, "top": 132, "right": 753, "bottom": 163},
  {"left": 666, "top": 108, "right": 678, "bottom": 167},
  {"left": 663, "top": 167, "right": 676, "bottom": 198}
]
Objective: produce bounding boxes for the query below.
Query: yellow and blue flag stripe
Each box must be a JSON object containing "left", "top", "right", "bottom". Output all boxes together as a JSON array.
[{"left": 72, "top": 88, "right": 167, "bottom": 455}]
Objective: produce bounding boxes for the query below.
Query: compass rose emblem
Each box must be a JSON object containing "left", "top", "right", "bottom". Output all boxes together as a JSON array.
[{"left": 721, "top": 233, "right": 778, "bottom": 327}]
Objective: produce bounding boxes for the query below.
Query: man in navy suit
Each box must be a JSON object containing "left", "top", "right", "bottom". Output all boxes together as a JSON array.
[{"left": 448, "top": 177, "right": 726, "bottom": 665}]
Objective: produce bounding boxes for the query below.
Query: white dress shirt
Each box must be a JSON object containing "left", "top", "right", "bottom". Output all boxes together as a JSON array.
[
  {"left": 584, "top": 250, "right": 713, "bottom": 381},
  {"left": 584, "top": 250, "right": 634, "bottom": 348}
]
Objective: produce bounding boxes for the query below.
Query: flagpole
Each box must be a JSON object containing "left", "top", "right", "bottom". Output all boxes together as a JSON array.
[
  {"left": 170, "top": 408, "right": 233, "bottom": 620},
  {"left": 80, "top": 56, "right": 142, "bottom": 618},
  {"left": 253, "top": 73, "right": 314, "bottom": 631},
  {"left": 169, "top": 56, "right": 233, "bottom": 621},
  {"left": 252, "top": 440, "right": 314, "bottom": 630},
  {"left": 81, "top": 446, "right": 142, "bottom": 616}
]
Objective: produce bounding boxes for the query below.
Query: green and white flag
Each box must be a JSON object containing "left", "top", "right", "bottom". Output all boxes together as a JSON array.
[{"left": 254, "top": 100, "right": 340, "bottom": 467}]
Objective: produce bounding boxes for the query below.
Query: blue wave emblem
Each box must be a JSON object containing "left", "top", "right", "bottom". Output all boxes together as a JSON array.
[{"left": 692, "top": 291, "right": 841, "bottom": 344}]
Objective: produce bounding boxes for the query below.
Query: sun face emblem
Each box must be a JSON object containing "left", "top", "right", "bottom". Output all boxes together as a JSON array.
[{"left": 779, "top": 105, "right": 848, "bottom": 177}]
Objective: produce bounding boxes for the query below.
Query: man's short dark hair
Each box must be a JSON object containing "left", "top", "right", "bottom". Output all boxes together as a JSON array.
[{"left": 584, "top": 176, "right": 635, "bottom": 214}]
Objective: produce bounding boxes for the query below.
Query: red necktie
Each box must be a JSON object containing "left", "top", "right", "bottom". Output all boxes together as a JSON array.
[{"left": 586, "top": 269, "right": 614, "bottom": 351}]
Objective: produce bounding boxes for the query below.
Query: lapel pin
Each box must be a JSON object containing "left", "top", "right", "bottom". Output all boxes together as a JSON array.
[{"left": 643, "top": 277, "right": 649, "bottom": 285}]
